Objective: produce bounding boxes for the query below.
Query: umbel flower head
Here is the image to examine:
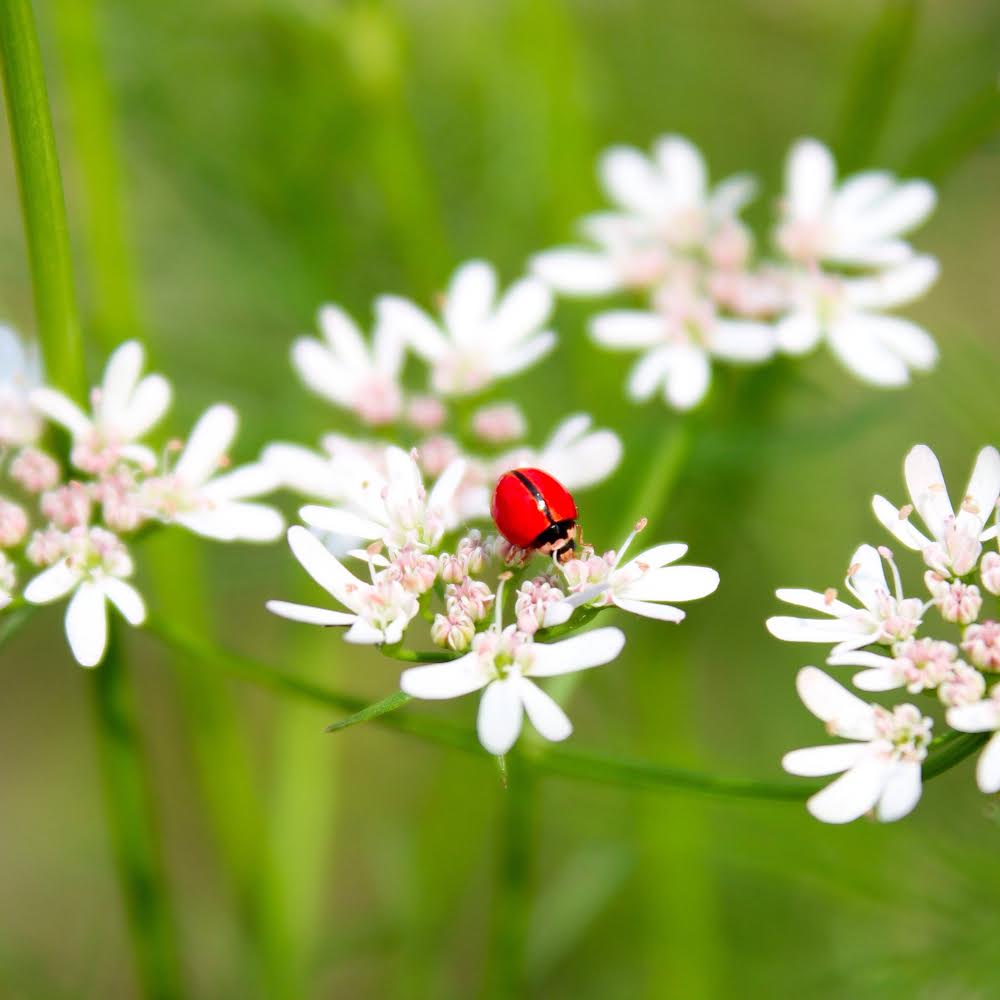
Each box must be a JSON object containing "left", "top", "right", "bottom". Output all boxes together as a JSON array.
[
  {"left": 769, "top": 443, "right": 1000, "bottom": 823},
  {"left": 531, "top": 135, "right": 939, "bottom": 410},
  {"left": 1, "top": 333, "right": 282, "bottom": 667}
]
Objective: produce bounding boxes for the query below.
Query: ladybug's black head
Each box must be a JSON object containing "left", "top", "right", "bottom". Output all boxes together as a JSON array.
[{"left": 532, "top": 519, "right": 578, "bottom": 563}]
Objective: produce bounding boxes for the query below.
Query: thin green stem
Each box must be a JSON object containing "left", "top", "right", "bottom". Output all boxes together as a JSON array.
[
  {"left": 325, "top": 690, "right": 412, "bottom": 733},
  {"left": 0, "top": 0, "right": 85, "bottom": 398},
  {"left": 0, "top": 602, "right": 33, "bottom": 649},
  {"left": 89, "top": 625, "right": 184, "bottom": 1000}
]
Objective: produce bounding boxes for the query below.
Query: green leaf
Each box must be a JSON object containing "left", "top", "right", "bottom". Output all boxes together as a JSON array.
[{"left": 325, "top": 690, "right": 412, "bottom": 733}]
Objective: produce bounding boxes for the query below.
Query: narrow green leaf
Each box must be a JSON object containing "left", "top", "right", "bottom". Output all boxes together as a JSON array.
[{"left": 325, "top": 690, "right": 412, "bottom": 733}]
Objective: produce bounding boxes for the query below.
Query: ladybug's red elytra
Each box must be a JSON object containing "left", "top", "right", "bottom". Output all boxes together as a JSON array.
[{"left": 491, "top": 467, "right": 579, "bottom": 563}]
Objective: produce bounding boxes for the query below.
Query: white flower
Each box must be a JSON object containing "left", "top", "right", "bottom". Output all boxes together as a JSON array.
[
  {"left": 872, "top": 445, "right": 1000, "bottom": 578},
  {"left": 267, "top": 525, "right": 418, "bottom": 644},
  {"left": 547, "top": 523, "right": 719, "bottom": 625},
  {"left": 291, "top": 304, "right": 404, "bottom": 426},
  {"left": 783, "top": 667, "right": 931, "bottom": 823},
  {"left": 377, "top": 260, "right": 555, "bottom": 396},
  {"left": 300, "top": 445, "right": 465, "bottom": 554},
  {"left": 767, "top": 544, "right": 923, "bottom": 653},
  {"left": 828, "top": 637, "right": 960, "bottom": 695},
  {"left": 946, "top": 686, "right": 1000, "bottom": 793},
  {"left": 0, "top": 551, "right": 16, "bottom": 609},
  {"left": 776, "top": 138, "right": 936, "bottom": 269},
  {"left": 775, "top": 258, "right": 939, "bottom": 387},
  {"left": 589, "top": 289, "right": 775, "bottom": 410},
  {"left": 22, "top": 526, "right": 145, "bottom": 667},
  {"left": 400, "top": 624, "right": 626, "bottom": 755},
  {"left": 531, "top": 135, "right": 755, "bottom": 295},
  {"left": 142, "top": 404, "right": 283, "bottom": 542},
  {"left": 0, "top": 325, "right": 43, "bottom": 446},
  {"left": 30, "top": 340, "right": 171, "bottom": 473}
]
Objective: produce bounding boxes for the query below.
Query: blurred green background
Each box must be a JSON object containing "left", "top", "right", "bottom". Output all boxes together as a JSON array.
[{"left": 2, "top": 0, "right": 1000, "bottom": 997}]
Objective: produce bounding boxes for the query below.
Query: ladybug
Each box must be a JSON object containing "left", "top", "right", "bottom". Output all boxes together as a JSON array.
[{"left": 491, "top": 467, "right": 578, "bottom": 563}]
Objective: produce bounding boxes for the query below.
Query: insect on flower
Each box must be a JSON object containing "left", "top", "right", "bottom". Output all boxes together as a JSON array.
[{"left": 491, "top": 467, "right": 579, "bottom": 563}]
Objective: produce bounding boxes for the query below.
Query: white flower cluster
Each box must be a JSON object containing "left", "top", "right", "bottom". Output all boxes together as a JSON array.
[
  {"left": 262, "top": 269, "right": 720, "bottom": 754},
  {"left": 768, "top": 444, "right": 1000, "bottom": 823},
  {"left": 532, "top": 136, "right": 938, "bottom": 409},
  {"left": 0, "top": 330, "right": 282, "bottom": 666}
]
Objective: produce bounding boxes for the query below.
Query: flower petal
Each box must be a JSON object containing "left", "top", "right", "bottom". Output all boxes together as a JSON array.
[
  {"left": 123, "top": 374, "right": 172, "bottom": 439},
  {"left": 285, "top": 525, "right": 364, "bottom": 610},
  {"left": 299, "top": 505, "right": 385, "bottom": 541},
  {"left": 400, "top": 654, "right": 490, "bottom": 699},
  {"left": 175, "top": 404, "right": 238, "bottom": 486},
  {"left": 775, "top": 587, "right": 856, "bottom": 618},
  {"left": 806, "top": 755, "right": 889, "bottom": 824},
  {"left": 477, "top": 678, "right": 524, "bottom": 755},
  {"left": 266, "top": 600, "right": 356, "bottom": 627},
  {"left": 444, "top": 260, "right": 496, "bottom": 341},
  {"left": 65, "top": 581, "right": 108, "bottom": 668},
  {"left": 795, "top": 666, "right": 876, "bottom": 740},
  {"left": 101, "top": 577, "right": 146, "bottom": 626},
  {"left": 30, "top": 387, "right": 91, "bottom": 438},
  {"left": 529, "top": 627, "right": 626, "bottom": 677},
  {"left": 517, "top": 678, "right": 572, "bottom": 743},
  {"left": 529, "top": 248, "right": 621, "bottom": 296},
  {"left": 613, "top": 597, "right": 685, "bottom": 622},
  {"left": 663, "top": 345, "right": 711, "bottom": 410},
  {"left": 904, "top": 444, "right": 953, "bottom": 540},
  {"left": 946, "top": 700, "right": 1000, "bottom": 734},
  {"left": 621, "top": 565, "right": 719, "bottom": 603},
  {"left": 376, "top": 295, "right": 448, "bottom": 361},
  {"left": 827, "top": 315, "right": 911, "bottom": 388},
  {"left": 23, "top": 561, "right": 79, "bottom": 604},
  {"left": 976, "top": 732, "right": 1000, "bottom": 794},
  {"left": 786, "top": 138, "right": 835, "bottom": 220},
  {"left": 875, "top": 760, "right": 923, "bottom": 822},
  {"left": 591, "top": 310, "right": 665, "bottom": 349},
  {"left": 782, "top": 742, "right": 867, "bottom": 777},
  {"left": 871, "top": 494, "right": 932, "bottom": 551}
]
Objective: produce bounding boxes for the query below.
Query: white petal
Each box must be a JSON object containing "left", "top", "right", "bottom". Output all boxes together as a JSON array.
[
  {"left": 99, "top": 340, "right": 144, "bottom": 425},
  {"left": 786, "top": 138, "right": 835, "bottom": 220},
  {"left": 844, "top": 256, "right": 939, "bottom": 310},
  {"left": 709, "top": 173, "right": 757, "bottom": 217},
  {"left": 775, "top": 312, "right": 821, "bottom": 355},
  {"left": 613, "top": 597, "right": 685, "bottom": 622},
  {"left": 427, "top": 458, "right": 466, "bottom": 513},
  {"left": 517, "top": 678, "right": 572, "bottom": 743},
  {"left": 806, "top": 756, "right": 889, "bottom": 824},
  {"left": 122, "top": 374, "right": 172, "bottom": 439},
  {"left": 30, "top": 387, "right": 91, "bottom": 438},
  {"left": 946, "top": 701, "right": 1000, "bottom": 733},
  {"left": 782, "top": 742, "right": 867, "bottom": 777},
  {"left": 795, "top": 666, "right": 876, "bottom": 740},
  {"left": 291, "top": 337, "right": 353, "bottom": 407},
  {"left": 904, "top": 444, "right": 953, "bottom": 540},
  {"left": 871, "top": 494, "right": 932, "bottom": 551},
  {"left": 202, "top": 462, "right": 279, "bottom": 502},
  {"left": 528, "top": 627, "right": 626, "bottom": 677},
  {"left": 486, "top": 277, "right": 552, "bottom": 346},
  {"left": 765, "top": 616, "right": 872, "bottom": 645},
  {"left": 490, "top": 331, "right": 557, "bottom": 378},
  {"left": 176, "top": 502, "right": 283, "bottom": 543},
  {"left": 299, "top": 505, "right": 384, "bottom": 541},
  {"left": 23, "top": 561, "right": 80, "bottom": 604},
  {"left": 626, "top": 347, "right": 672, "bottom": 401},
  {"left": 707, "top": 320, "right": 775, "bottom": 362},
  {"left": 663, "top": 346, "right": 711, "bottom": 410},
  {"left": 266, "top": 600, "right": 356, "bottom": 627},
  {"left": 400, "top": 653, "right": 490, "bottom": 700},
  {"left": 846, "top": 544, "right": 890, "bottom": 614},
  {"left": 444, "top": 260, "right": 496, "bottom": 341},
  {"left": 826, "top": 649, "right": 895, "bottom": 669},
  {"left": 599, "top": 145, "right": 663, "bottom": 215},
  {"left": 477, "top": 678, "right": 525, "bottom": 755},
  {"left": 851, "top": 669, "right": 901, "bottom": 692},
  {"left": 775, "top": 587, "right": 856, "bottom": 618},
  {"left": 343, "top": 619, "right": 388, "bottom": 645},
  {"left": 65, "top": 581, "right": 108, "bottom": 668},
  {"left": 976, "top": 733, "right": 1000, "bottom": 794},
  {"left": 376, "top": 295, "right": 448, "bottom": 361},
  {"left": 875, "top": 761, "right": 922, "bottom": 822},
  {"left": 829, "top": 171, "right": 893, "bottom": 221},
  {"left": 827, "top": 315, "right": 911, "bottom": 387},
  {"left": 865, "top": 315, "right": 938, "bottom": 372},
  {"left": 653, "top": 135, "right": 707, "bottom": 207},
  {"left": 286, "top": 525, "right": 364, "bottom": 610},
  {"left": 101, "top": 578, "right": 146, "bottom": 626},
  {"left": 622, "top": 542, "right": 688, "bottom": 571},
  {"left": 529, "top": 248, "right": 621, "bottom": 296},
  {"left": 590, "top": 310, "right": 665, "bottom": 349},
  {"left": 318, "top": 304, "right": 370, "bottom": 369},
  {"left": 262, "top": 443, "right": 339, "bottom": 500},
  {"left": 964, "top": 446, "right": 1000, "bottom": 530},
  {"left": 175, "top": 404, "right": 238, "bottom": 486},
  {"left": 620, "top": 565, "right": 719, "bottom": 603},
  {"left": 850, "top": 179, "right": 936, "bottom": 244}
]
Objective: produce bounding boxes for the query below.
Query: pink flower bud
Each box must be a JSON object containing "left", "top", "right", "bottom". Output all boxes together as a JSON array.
[
  {"left": 962, "top": 621, "right": 1000, "bottom": 672},
  {"left": 41, "top": 481, "right": 92, "bottom": 530},
  {"left": 9, "top": 447, "right": 60, "bottom": 492},
  {"left": 981, "top": 551, "right": 1000, "bottom": 596},
  {"left": 431, "top": 611, "right": 476, "bottom": 651},
  {"left": 472, "top": 403, "right": 527, "bottom": 445},
  {"left": 0, "top": 498, "right": 29, "bottom": 547}
]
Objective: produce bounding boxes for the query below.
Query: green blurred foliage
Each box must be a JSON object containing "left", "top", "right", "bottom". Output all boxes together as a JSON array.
[{"left": 2, "top": 0, "right": 1000, "bottom": 997}]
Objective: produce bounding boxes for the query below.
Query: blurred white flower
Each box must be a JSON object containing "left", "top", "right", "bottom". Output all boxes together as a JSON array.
[
  {"left": 300, "top": 445, "right": 464, "bottom": 554},
  {"left": 767, "top": 544, "right": 923, "bottom": 653},
  {"left": 291, "top": 304, "right": 404, "bottom": 426},
  {"left": 378, "top": 260, "right": 555, "bottom": 397},
  {"left": 400, "top": 624, "right": 626, "bottom": 755},
  {"left": 0, "top": 325, "right": 43, "bottom": 447},
  {"left": 872, "top": 444, "right": 1000, "bottom": 578},
  {"left": 267, "top": 525, "right": 418, "bottom": 644},
  {"left": 31, "top": 340, "right": 171, "bottom": 474},
  {"left": 946, "top": 687, "right": 1000, "bottom": 793},
  {"left": 532, "top": 135, "right": 755, "bottom": 295},
  {"left": 775, "top": 257, "right": 939, "bottom": 387},
  {"left": 783, "top": 667, "right": 930, "bottom": 823},
  {"left": 776, "top": 138, "right": 935, "bottom": 269},
  {"left": 0, "top": 551, "right": 16, "bottom": 609},
  {"left": 22, "top": 526, "right": 145, "bottom": 667},
  {"left": 142, "top": 404, "right": 283, "bottom": 542}
]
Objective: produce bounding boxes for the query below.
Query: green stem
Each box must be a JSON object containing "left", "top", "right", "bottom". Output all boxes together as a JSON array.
[
  {"left": 0, "top": 0, "right": 85, "bottom": 398},
  {"left": 485, "top": 752, "right": 535, "bottom": 1000},
  {"left": 89, "top": 625, "right": 184, "bottom": 1000}
]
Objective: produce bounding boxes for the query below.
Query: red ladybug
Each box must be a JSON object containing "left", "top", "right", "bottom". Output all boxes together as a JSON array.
[{"left": 491, "top": 467, "right": 578, "bottom": 563}]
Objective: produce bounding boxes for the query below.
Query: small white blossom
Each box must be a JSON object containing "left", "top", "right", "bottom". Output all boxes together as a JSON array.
[
  {"left": 873, "top": 444, "right": 1000, "bottom": 577},
  {"left": 142, "top": 404, "right": 283, "bottom": 542},
  {"left": 267, "top": 526, "right": 419, "bottom": 645},
  {"left": 947, "top": 686, "right": 1000, "bottom": 794},
  {"left": 0, "top": 325, "right": 44, "bottom": 446},
  {"left": 783, "top": 667, "right": 931, "bottom": 823},
  {"left": 291, "top": 304, "right": 404, "bottom": 426},
  {"left": 400, "top": 623, "right": 626, "bottom": 755},
  {"left": 30, "top": 340, "right": 171, "bottom": 474},
  {"left": 300, "top": 445, "right": 464, "bottom": 554},
  {"left": 22, "top": 526, "right": 145, "bottom": 667},
  {"left": 377, "top": 260, "right": 555, "bottom": 396},
  {"left": 767, "top": 544, "right": 923, "bottom": 652},
  {"left": 776, "top": 138, "right": 936, "bottom": 269},
  {"left": 962, "top": 621, "right": 1000, "bottom": 672},
  {"left": 828, "top": 637, "right": 960, "bottom": 695}
]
